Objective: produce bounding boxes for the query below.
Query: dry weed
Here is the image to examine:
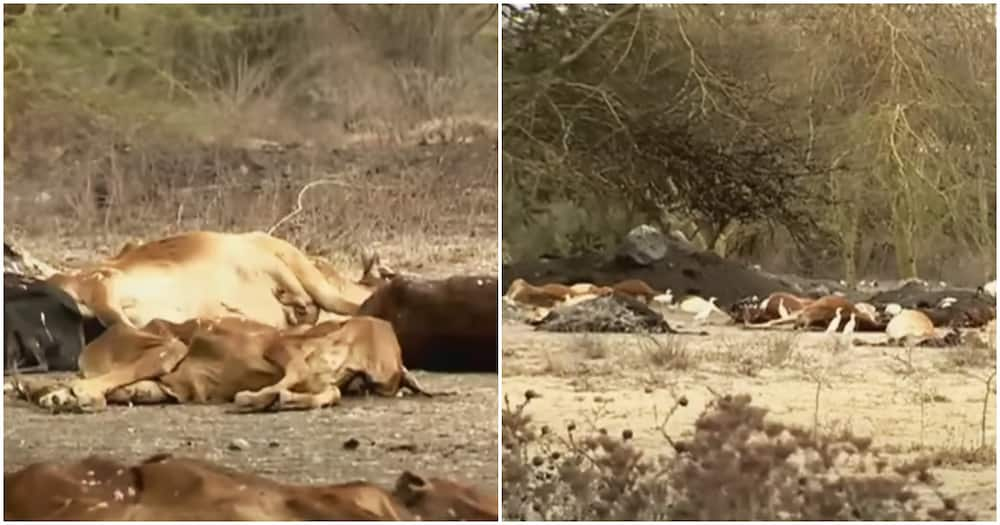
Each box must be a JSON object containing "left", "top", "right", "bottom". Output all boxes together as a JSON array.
[
  {"left": 637, "top": 335, "right": 697, "bottom": 371},
  {"left": 502, "top": 391, "right": 976, "bottom": 521}
]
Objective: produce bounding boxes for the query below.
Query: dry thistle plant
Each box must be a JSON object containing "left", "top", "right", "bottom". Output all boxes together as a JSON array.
[{"left": 502, "top": 390, "right": 974, "bottom": 521}]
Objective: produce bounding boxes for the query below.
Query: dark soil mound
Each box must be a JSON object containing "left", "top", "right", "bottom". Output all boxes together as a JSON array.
[
  {"left": 867, "top": 282, "right": 995, "bottom": 327},
  {"left": 503, "top": 228, "right": 845, "bottom": 310},
  {"left": 533, "top": 294, "right": 674, "bottom": 334}
]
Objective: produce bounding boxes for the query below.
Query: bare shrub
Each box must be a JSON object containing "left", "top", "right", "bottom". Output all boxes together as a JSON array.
[
  {"left": 638, "top": 335, "right": 696, "bottom": 371},
  {"left": 502, "top": 391, "right": 976, "bottom": 521},
  {"left": 763, "top": 333, "right": 798, "bottom": 367}
]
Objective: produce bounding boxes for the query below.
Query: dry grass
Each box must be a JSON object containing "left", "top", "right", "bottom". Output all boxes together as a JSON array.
[
  {"left": 4, "top": 139, "right": 497, "bottom": 277},
  {"left": 503, "top": 324, "right": 997, "bottom": 520},
  {"left": 637, "top": 334, "right": 696, "bottom": 371},
  {"left": 4, "top": 5, "right": 497, "bottom": 277}
]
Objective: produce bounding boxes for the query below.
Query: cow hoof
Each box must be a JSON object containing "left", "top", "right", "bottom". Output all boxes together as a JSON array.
[
  {"left": 234, "top": 390, "right": 278, "bottom": 411},
  {"left": 233, "top": 390, "right": 252, "bottom": 407},
  {"left": 38, "top": 387, "right": 79, "bottom": 412}
]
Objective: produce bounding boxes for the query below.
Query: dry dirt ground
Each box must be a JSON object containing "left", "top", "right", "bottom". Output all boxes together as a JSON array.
[
  {"left": 502, "top": 310, "right": 997, "bottom": 520},
  {"left": 3, "top": 138, "right": 499, "bottom": 495},
  {"left": 4, "top": 371, "right": 497, "bottom": 492}
]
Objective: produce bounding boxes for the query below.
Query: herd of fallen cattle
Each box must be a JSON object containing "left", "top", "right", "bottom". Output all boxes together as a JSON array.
[
  {"left": 3, "top": 230, "right": 499, "bottom": 520},
  {"left": 503, "top": 275, "right": 997, "bottom": 348}
]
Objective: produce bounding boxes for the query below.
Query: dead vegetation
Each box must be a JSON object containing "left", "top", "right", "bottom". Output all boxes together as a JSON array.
[
  {"left": 502, "top": 324, "right": 997, "bottom": 520},
  {"left": 4, "top": 5, "right": 498, "bottom": 275},
  {"left": 502, "top": 390, "right": 976, "bottom": 521}
]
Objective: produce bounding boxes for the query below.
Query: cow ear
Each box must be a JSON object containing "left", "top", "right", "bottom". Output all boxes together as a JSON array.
[
  {"left": 394, "top": 470, "right": 430, "bottom": 503},
  {"left": 377, "top": 261, "right": 398, "bottom": 280},
  {"left": 361, "top": 251, "right": 379, "bottom": 279}
]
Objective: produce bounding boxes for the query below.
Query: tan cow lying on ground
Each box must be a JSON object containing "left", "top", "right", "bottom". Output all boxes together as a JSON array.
[
  {"left": 4, "top": 453, "right": 498, "bottom": 521},
  {"left": 45, "top": 231, "right": 378, "bottom": 330},
  {"left": 12, "top": 315, "right": 429, "bottom": 413}
]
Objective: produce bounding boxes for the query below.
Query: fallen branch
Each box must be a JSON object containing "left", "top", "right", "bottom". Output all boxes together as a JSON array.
[{"left": 267, "top": 178, "right": 352, "bottom": 235}]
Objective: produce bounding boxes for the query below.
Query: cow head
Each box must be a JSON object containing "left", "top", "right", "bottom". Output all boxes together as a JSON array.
[
  {"left": 45, "top": 272, "right": 96, "bottom": 318},
  {"left": 392, "top": 471, "right": 497, "bottom": 521}
]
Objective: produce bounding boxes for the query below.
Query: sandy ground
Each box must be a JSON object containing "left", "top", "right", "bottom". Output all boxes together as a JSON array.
[
  {"left": 502, "top": 310, "right": 997, "bottom": 520},
  {"left": 4, "top": 370, "right": 498, "bottom": 493}
]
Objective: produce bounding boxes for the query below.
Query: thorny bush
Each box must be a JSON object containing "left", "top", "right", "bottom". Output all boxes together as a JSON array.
[{"left": 502, "top": 391, "right": 975, "bottom": 521}]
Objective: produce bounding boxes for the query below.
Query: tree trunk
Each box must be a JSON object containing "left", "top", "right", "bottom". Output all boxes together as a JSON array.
[
  {"left": 893, "top": 216, "right": 918, "bottom": 279},
  {"left": 841, "top": 206, "right": 858, "bottom": 285}
]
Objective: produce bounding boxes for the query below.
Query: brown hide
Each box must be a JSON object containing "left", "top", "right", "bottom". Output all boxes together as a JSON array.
[
  {"left": 4, "top": 455, "right": 497, "bottom": 521},
  {"left": 358, "top": 275, "right": 497, "bottom": 372},
  {"left": 19, "top": 316, "right": 418, "bottom": 412}
]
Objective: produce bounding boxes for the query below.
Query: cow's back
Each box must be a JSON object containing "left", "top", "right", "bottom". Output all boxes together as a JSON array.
[{"left": 358, "top": 275, "right": 497, "bottom": 372}]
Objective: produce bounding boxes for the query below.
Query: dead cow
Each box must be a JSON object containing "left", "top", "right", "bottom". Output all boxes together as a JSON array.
[
  {"left": 4, "top": 272, "right": 107, "bottom": 374},
  {"left": 359, "top": 275, "right": 498, "bottom": 373},
  {"left": 4, "top": 453, "right": 498, "bottom": 521},
  {"left": 15, "top": 316, "right": 428, "bottom": 413}
]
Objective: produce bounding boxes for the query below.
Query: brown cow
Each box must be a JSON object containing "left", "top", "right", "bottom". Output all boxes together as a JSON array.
[
  {"left": 740, "top": 292, "right": 813, "bottom": 324},
  {"left": 14, "top": 316, "right": 428, "bottom": 413},
  {"left": 4, "top": 454, "right": 498, "bottom": 521},
  {"left": 358, "top": 275, "right": 497, "bottom": 373},
  {"left": 746, "top": 295, "right": 885, "bottom": 332},
  {"left": 610, "top": 279, "right": 660, "bottom": 303}
]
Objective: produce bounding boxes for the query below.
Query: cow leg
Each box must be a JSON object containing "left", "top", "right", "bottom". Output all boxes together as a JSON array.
[
  {"left": 106, "top": 379, "right": 173, "bottom": 405},
  {"left": 272, "top": 385, "right": 342, "bottom": 411},
  {"left": 269, "top": 264, "right": 313, "bottom": 313},
  {"left": 232, "top": 343, "right": 310, "bottom": 410},
  {"left": 36, "top": 339, "right": 189, "bottom": 413}
]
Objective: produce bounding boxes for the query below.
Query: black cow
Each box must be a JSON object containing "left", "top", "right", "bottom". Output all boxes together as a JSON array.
[
  {"left": 3, "top": 272, "right": 106, "bottom": 374},
  {"left": 357, "top": 275, "right": 498, "bottom": 373}
]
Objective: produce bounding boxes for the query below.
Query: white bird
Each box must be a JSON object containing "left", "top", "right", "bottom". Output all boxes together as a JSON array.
[
  {"left": 759, "top": 296, "right": 771, "bottom": 310},
  {"left": 694, "top": 297, "right": 718, "bottom": 325},
  {"left": 839, "top": 312, "right": 857, "bottom": 349},
  {"left": 936, "top": 296, "right": 957, "bottom": 309},
  {"left": 777, "top": 298, "right": 790, "bottom": 319},
  {"left": 824, "top": 307, "right": 843, "bottom": 334},
  {"left": 653, "top": 289, "right": 674, "bottom": 305},
  {"left": 884, "top": 303, "right": 903, "bottom": 316},
  {"left": 980, "top": 280, "right": 996, "bottom": 298}
]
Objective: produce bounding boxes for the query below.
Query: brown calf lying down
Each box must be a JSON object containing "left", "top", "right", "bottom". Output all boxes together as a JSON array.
[
  {"left": 4, "top": 454, "right": 498, "bottom": 521},
  {"left": 505, "top": 278, "right": 578, "bottom": 308},
  {"left": 610, "top": 279, "right": 660, "bottom": 303},
  {"left": 360, "top": 275, "right": 498, "bottom": 372},
  {"left": 44, "top": 231, "right": 377, "bottom": 330},
  {"left": 14, "top": 316, "right": 428, "bottom": 413}
]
